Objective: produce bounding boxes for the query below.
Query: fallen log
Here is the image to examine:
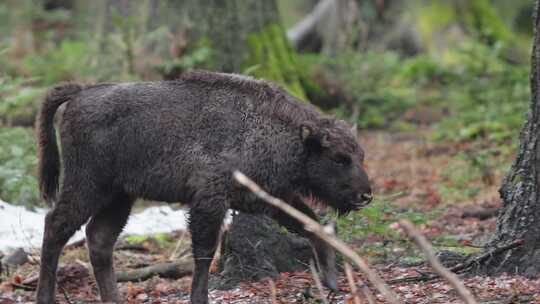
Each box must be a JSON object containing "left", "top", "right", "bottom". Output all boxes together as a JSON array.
[
  {"left": 461, "top": 207, "right": 499, "bottom": 220},
  {"left": 116, "top": 260, "right": 193, "bottom": 282},
  {"left": 115, "top": 243, "right": 149, "bottom": 252},
  {"left": 64, "top": 239, "right": 85, "bottom": 250}
]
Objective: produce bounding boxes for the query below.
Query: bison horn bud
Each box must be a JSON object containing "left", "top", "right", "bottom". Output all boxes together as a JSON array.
[
  {"left": 320, "top": 133, "right": 330, "bottom": 148},
  {"left": 301, "top": 125, "right": 313, "bottom": 141},
  {"left": 301, "top": 123, "right": 330, "bottom": 148}
]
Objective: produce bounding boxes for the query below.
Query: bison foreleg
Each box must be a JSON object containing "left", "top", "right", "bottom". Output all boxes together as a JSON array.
[
  {"left": 189, "top": 195, "right": 228, "bottom": 304},
  {"left": 270, "top": 195, "right": 338, "bottom": 291}
]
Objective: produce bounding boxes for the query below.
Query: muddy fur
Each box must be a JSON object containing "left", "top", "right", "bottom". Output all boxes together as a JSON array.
[{"left": 35, "top": 70, "right": 372, "bottom": 304}]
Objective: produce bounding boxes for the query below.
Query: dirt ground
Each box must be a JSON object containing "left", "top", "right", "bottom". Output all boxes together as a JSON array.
[{"left": 1, "top": 130, "right": 539, "bottom": 303}]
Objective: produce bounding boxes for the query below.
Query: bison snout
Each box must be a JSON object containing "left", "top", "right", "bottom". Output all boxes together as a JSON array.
[{"left": 358, "top": 192, "right": 373, "bottom": 205}]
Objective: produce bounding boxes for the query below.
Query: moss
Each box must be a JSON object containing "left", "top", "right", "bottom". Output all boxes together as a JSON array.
[
  {"left": 463, "top": 0, "right": 511, "bottom": 44},
  {"left": 244, "top": 24, "right": 307, "bottom": 100},
  {"left": 125, "top": 233, "right": 173, "bottom": 248},
  {"left": 417, "top": 1, "right": 456, "bottom": 49},
  {"left": 415, "top": 0, "right": 522, "bottom": 59}
]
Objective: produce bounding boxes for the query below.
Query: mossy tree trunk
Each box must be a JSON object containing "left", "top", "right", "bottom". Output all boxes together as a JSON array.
[
  {"left": 196, "top": 0, "right": 306, "bottom": 99},
  {"left": 482, "top": 0, "right": 540, "bottom": 276}
]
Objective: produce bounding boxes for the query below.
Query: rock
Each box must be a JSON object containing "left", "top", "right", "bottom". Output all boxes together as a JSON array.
[
  {"left": 2, "top": 248, "right": 29, "bottom": 267},
  {"left": 436, "top": 250, "right": 466, "bottom": 268}
]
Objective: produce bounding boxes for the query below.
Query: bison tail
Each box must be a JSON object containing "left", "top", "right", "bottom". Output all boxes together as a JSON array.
[{"left": 36, "top": 83, "right": 83, "bottom": 205}]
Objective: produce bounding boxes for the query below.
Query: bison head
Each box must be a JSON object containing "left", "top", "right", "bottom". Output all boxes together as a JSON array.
[{"left": 300, "top": 119, "right": 372, "bottom": 214}]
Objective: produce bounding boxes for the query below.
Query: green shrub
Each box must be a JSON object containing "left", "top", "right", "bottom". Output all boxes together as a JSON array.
[
  {"left": 0, "top": 127, "right": 40, "bottom": 208},
  {"left": 398, "top": 54, "right": 454, "bottom": 85},
  {"left": 330, "top": 197, "right": 434, "bottom": 261},
  {"left": 23, "top": 40, "right": 94, "bottom": 85},
  {"left": 0, "top": 85, "right": 45, "bottom": 126},
  {"left": 302, "top": 51, "right": 418, "bottom": 128},
  {"left": 156, "top": 45, "right": 213, "bottom": 79},
  {"left": 301, "top": 41, "right": 529, "bottom": 143},
  {"left": 434, "top": 42, "right": 529, "bottom": 142}
]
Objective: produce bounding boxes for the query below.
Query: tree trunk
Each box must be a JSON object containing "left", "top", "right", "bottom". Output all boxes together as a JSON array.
[
  {"left": 482, "top": 0, "right": 540, "bottom": 277},
  {"left": 194, "top": 0, "right": 306, "bottom": 99}
]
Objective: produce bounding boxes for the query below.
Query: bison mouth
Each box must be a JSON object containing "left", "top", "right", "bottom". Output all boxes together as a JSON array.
[
  {"left": 303, "top": 192, "right": 372, "bottom": 216},
  {"left": 333, "top": 192, "right": 373, "bottom": 215},
  {"left": 351, "top": 193, "right": 373, "bottom": 209}
]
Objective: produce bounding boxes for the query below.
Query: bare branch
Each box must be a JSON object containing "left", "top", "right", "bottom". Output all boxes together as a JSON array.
[
  {"left": 344, "top": 262, "right": 362, "bottom": 304},
  {"left": 310, "top": 260, "right": 330, "bottom": 304},
  {"left": 286, "top": 0, "right": 334, "bottom": 49},
  {"left": 398, "top": 220, "right": 477, "bottom": 304},
  {"left": 359, "top": 282, "right": 377, "bottom": 304},
  {"left": 233, "top": 171, "right": 400, "bottom": 304},
  {"left": 268, "top": 278, "right": 277, "bottom": 304}
]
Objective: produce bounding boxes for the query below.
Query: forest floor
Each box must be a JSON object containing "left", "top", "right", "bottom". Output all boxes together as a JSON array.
[{"left": 1, "top": 129, "right": 540, "bottom": 303}]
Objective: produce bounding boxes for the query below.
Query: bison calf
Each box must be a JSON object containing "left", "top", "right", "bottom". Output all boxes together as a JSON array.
[{"left": 35, "top": 71, "right": 372, "bottom": 304}]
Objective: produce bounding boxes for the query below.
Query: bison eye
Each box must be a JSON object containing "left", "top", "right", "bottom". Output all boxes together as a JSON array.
[{"left": 333, "top": 154, "right": 351, "bottom": 166}]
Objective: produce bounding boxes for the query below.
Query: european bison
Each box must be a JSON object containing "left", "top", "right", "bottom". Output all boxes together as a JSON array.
[{"left": 35, "top": 71, "right": 372, "bottom": 304}]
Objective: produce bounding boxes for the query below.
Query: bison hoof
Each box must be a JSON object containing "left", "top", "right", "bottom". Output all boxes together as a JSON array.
[{"left": 321, "top": 270, "right": 338, "bottom": 291}]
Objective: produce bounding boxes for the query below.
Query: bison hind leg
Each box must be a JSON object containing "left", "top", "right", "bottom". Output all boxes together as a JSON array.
[
  {"left": 36, "top": 190, "right": 96, "bottom": 304},
  {"left": 86, "top": 192, "right": 134, "bottom": 303}
]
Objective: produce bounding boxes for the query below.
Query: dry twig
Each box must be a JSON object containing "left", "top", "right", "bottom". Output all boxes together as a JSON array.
[
  {"left": 10, "top": 282, "right": 36, "bottom": 291},
  {"left": 233, "top": 171, "right": 400, "bottom": 304},
  {"left": 267, "top": 278, "right": 278, "bottom": 304},
  {"left": 345, "top": 262, "right": 362, "bottom": 304},
  {"left": 169, "top": 230, "right": 188, "bottom": 260},
  {"left": 399, "top": 220, "right": 477, "bottom": 304},
  {"left": 309, "top": 260, "right": 329, "bottom": 304},
  {"left": 359, "top": 280, "right": 377, "bottom": 304}
]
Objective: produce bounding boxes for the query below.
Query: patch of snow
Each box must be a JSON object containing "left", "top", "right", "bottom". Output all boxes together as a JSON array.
[
  {"left": 124, "top": 206, "right": 189, "bottom": 235},
  {"left": 0, "top": 199, "right": 189, "bottom": 252}
]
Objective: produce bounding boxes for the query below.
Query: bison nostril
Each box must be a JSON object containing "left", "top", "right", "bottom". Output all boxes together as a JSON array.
[{"left": 360, "top": 193, "right": 373, "bottom": 203}]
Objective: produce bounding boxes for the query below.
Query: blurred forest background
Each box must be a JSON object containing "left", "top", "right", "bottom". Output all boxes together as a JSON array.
[
  {"left": 0, "top": 0, "right": 534, "bottom": 208},
  {"left": 1, "top": 0, "right": 540, "bottom": 302}
]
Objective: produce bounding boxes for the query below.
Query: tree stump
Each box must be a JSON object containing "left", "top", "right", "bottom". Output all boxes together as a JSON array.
[{"left": 212, "top": 212, "right": 313, "bottom": 289}]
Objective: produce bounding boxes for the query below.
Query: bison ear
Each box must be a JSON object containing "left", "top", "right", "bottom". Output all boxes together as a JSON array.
[
  {"left": 300, "top": 124, "right": 330, "bottom": 150},
  {"left": 351, "top": 123, "right": 357, "bottom": 135},
  {"left": 351, "top": 123, "right": 358, "bottom": 139}
]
